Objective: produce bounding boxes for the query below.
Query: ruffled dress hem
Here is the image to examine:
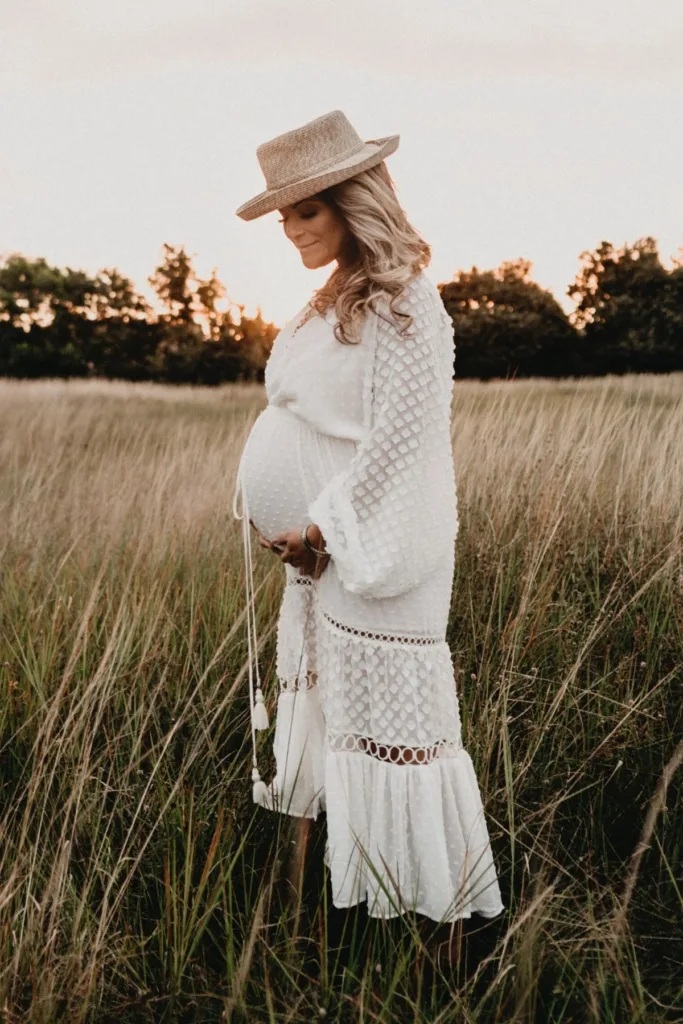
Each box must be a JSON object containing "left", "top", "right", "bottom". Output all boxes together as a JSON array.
[{"left": 255, "top": 689, "right": 504, "bottom": 923}]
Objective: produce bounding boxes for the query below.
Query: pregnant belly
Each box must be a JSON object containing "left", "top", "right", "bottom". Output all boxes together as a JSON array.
[{"left": 238, "top": 404, "right": 357, "bottom": 542}]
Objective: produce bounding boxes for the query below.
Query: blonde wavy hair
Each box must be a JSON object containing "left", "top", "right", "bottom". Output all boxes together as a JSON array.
[{"left": 304, "top": 161, "right": 432, "bottom": 345}]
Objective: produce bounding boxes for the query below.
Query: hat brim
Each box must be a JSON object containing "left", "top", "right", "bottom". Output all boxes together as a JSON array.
[{"left": 235, "top": 134, "right": 400, "bottom": 221}]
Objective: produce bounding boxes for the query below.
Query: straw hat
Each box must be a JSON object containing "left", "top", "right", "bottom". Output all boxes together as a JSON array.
[{"left": 235, "top": 109, "right": 400, "bottom": 221}]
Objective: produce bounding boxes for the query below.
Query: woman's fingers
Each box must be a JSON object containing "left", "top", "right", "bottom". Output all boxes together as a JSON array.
[
  {"left": 269, "top": 530, "right": 320, "bottom": 570},
  {"left": 280, "top": 547, "right": 305, "bottom": 568},
  {"left": 249, "top": 519, "right": 275, "bottom": 549},
  {"left": 297, "top": 551, "right": 330, "bottom": 578}
]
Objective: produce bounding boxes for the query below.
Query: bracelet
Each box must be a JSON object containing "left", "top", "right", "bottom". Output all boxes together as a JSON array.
[{"left": 301, "top": 523, "right": 328, "bottom": 557}]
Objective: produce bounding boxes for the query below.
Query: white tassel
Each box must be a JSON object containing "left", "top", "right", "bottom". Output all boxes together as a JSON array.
[
  {"left": 252, "top": 687, "right": 270, "bottom": 730},
  {"left": 252, "top": 766, "right": 269, "bottom": 805}
]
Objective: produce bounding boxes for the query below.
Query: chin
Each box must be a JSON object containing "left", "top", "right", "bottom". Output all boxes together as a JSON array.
[{"left": 302, "top": 251, "right": 332, "bottom": 270}]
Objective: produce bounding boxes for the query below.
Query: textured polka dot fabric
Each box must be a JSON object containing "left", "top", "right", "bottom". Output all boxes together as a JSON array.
[
  {"left": 238, "top": 404, "right": 357, "bottom": 542},
  {"left": 233, "top": 270, "right": 504, "bottom": 923}
]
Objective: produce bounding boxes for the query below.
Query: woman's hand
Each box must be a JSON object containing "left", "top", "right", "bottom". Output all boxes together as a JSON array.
[
  {"left": 249, "top": 519, "right": 275, "bottom": 550},
  {"left": 270, "top": 523, "right": 330, "bottom": 580}
]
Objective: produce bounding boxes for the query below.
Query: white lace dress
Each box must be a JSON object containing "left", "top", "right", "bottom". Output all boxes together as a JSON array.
[{"left": 232, "top": 270, "right": 504, "bottom": 923}]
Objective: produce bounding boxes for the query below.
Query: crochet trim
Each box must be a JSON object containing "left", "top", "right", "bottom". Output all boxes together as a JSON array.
[
  {"left": 279, "top": 669, "right": 318, "bottom": 692},
  {"left": 328, "top": 731, "right": 462, "bottom": 764},
  {"left": 321, "top": 610, "right": 443, "bottom": 646}
]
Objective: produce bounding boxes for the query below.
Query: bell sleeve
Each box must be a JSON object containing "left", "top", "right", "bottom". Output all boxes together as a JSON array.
[{"left": 306, "top": 274, "right": 459, "bottom": 600}]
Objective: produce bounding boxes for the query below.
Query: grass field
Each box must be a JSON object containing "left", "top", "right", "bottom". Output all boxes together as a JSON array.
[{"left": 0, "top": 374, "right": 681, "bottom": 1023}]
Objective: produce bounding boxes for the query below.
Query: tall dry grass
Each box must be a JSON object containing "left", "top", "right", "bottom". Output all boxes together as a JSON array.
[{"left": 0, "top": 374, "right": 681, "bottom": 1022}]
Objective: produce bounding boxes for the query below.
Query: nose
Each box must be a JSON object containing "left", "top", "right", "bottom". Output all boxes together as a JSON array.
[{"left": 286, "top": 221, "right": 309, "bottom": 247}]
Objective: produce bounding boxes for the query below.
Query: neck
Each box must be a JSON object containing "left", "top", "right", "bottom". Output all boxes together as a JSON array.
[{"left": 336, "top": 240, "right": 359, "bottom": 273}]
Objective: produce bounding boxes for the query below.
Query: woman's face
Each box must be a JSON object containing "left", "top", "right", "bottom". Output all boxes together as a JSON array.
[{"left": 277, "top": 196, "right": 352, "bottom": 269}]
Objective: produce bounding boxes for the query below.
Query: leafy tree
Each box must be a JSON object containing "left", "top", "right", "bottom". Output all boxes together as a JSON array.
[
  {"left": 0, "top": 254, "right": 69, "bottom": 329},
  {"left": 145, "top": 245, "right": 277, "bottom": 383},
  {"left": 148, "top": 243, "right": 197, "bottom": 325},
  {"left": 196, "top": 268, "right": 227, "bottom": 340},
  {"left": 226, "top": 306, "right": 279, "bottom": 381},
  {"left": 568, "top": 237, "right": 683, "bottom": 373},
  {"left": 0, "top": 253, "right": 154, "bottom": 378},
  {"left": 91, "top": 268, "right": 152, "bottom": 322},
  {"left": 439, "top": 259, "right": 581, "bottom": 379}
]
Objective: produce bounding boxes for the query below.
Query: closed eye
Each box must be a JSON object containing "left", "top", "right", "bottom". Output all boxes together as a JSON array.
[{"left": 278, "top": 210, "right": 316, "bottom": 224}]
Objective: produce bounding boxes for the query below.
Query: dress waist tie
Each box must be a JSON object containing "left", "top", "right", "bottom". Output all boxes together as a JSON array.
[{"left": 231, "top": 454, "right": 271, "bottom": 805}]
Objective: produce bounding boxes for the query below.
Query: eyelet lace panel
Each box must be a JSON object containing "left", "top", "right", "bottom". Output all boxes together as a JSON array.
[
  {"left": 328, "top": 731, "right": 462, "bottom": 764},
  {"left": 276, "top": 570, "right": 318, "bottom": 689},
  {"left": 315, "top": 602, "right": 463, "bottom": 749},
  {"left": 321, "top": 610, "right": 443, "bottom": 646}
]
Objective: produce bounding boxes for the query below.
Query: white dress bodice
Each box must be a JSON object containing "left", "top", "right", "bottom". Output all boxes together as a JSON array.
[{"left": 264, "top": 303, "right": 373, "bottom": 443}]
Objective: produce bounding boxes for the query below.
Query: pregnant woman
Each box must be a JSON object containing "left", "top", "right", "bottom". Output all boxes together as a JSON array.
[{"left": 231, "top": 110, "right": 504, "bottom": 928}]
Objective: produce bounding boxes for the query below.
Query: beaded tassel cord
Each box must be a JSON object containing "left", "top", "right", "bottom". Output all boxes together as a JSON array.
[{"left": 232, "top": 456, "right": 316, "bottom": 806}]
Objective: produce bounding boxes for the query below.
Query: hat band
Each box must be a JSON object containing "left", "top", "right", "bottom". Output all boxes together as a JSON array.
[{"left": 266, "top": 139, "right": 369, "bottom": 191}]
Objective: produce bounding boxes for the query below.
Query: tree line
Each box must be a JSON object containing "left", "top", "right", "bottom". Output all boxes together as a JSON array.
[
  {"left": 1, "top": 236, "right": 681, "bottom": 383},
  {"left": 0, "top": 244, "right": 277, "bottom": 386}
]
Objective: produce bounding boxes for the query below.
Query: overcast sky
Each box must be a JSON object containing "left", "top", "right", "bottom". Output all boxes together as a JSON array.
[{"left": 2, "top": 0, "right": 682, "bottom": 325}]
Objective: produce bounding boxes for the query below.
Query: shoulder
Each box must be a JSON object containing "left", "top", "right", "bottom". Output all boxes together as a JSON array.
[
  {"left": 372, "top": 270, "right": 446, "bottom": 319},
  {"left": 401, "top": 269, "right": 442, "bottom": 307},
  {"left": 374, "top": 271, "right": 452, "bottom": 342}
]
